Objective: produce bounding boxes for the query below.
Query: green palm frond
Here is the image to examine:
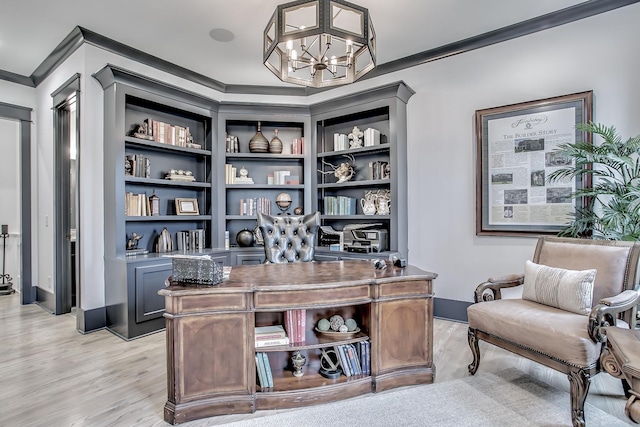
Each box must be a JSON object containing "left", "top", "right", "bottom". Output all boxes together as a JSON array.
[{"left": 548, "top": 122, "right": 640, "bottom": 240}]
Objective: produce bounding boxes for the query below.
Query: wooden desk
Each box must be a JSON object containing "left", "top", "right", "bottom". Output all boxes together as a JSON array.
[{"left": 159, "top": 260, "right": 437, "bottom": 424}]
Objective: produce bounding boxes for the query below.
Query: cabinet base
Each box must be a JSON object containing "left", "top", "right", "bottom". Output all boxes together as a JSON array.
[
  {"left": 164, "top": 395, "right": 254, "bottom": 425},
  {"left": 374, "top": 365, "right": 435, "bottom": 393}
]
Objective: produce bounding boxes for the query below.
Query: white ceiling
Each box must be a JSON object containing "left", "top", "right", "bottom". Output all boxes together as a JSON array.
[{"left": 0, "top": 0, "right": 588, "bottom": 87}]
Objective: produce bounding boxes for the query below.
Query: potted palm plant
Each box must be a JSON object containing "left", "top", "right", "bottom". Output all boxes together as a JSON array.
[{"left": 547, "top": 122, "right": 640, "bottom": 240}]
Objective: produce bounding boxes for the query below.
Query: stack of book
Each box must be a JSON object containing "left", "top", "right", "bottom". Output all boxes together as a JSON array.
[
  {"left": 255, "top": 352, "right": 273, "bottom": 389},
  {"left": 284, "top": 309, "right": 306, "bottom": 344},
  {"left": 334, "top": 341, "right": 370, "bottom": 377},
  {"left": 255, "top": 325, "right": 289, "bottom": 348}
]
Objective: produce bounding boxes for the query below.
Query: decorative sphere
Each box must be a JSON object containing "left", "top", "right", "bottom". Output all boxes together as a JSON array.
[
  {"left": 293, "top": 207, "right": 303, "bottom": 215},
  {"left": 329, "top": 314, "right": 345, "bottom": 331},
  {"left": 339, "top": 324, "right": 349, "bottom": 333},
  {"left": 317, "top": 318, "right": 331, "bottom": 331},
  {"left": 276, "top": 192, "right": 292, "bottom": 211},
  {"left": 236, "top": 229, "right": 255, "bottom": 247},
  {"left": 345, "top": 318, "right": 358, "bottom": 331}
]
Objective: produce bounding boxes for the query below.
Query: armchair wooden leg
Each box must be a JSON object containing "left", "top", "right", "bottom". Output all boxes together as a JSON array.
[
  {"left": 568, "top": 369, "right": 591, "bottom": 427},
  {"left": 468, "top": 328, "right": 480, "bottom": 375}
]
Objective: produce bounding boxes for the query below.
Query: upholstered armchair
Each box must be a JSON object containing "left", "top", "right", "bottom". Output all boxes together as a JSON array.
[
  {"left": 467, "top": 236, "right": 640, "bottom": 427},
  {"left": 256, "top": 212, "right": 320, "bottom": 263}
]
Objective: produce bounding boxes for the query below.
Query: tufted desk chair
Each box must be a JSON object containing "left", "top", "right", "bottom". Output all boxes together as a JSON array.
[{"left": 256, "top": 212, "right": 320, "bottom": 263}]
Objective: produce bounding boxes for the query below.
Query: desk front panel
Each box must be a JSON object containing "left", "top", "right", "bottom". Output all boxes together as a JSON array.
[{"left": 253, "top": 283, "right": 371, "bottom": 309}]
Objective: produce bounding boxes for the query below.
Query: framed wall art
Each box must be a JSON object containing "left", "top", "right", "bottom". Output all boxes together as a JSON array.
[
  {"left": 175, "top": 198, "right": 200, "bottom": 215},
  {"left": 475, "top": 91, "right": 593, "bottom": 236}
]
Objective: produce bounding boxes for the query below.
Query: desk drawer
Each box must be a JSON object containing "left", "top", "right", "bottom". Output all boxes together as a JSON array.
[
  {"left": 254, "top": 284, "right": 371, "bottom": 309},
  {"left": 167, "top": 293, "right": 249, "bottom": 314}
]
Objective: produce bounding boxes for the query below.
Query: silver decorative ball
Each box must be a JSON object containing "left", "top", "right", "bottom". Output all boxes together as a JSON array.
[{"left": 329, "top": 315, "right": 344, "bottom": 331}]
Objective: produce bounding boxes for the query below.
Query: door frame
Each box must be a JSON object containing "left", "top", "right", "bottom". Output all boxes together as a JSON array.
[
  {"left": 0, "top": 102, "right": 34, "bottom": 304},
  {"left": 52, "top": 73, "right": 81, "bottom": 315}
]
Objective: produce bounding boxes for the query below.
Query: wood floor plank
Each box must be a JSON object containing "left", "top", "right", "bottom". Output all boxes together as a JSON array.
[{"left": 0, "top": 294, "right": 632, "bottom": 426}]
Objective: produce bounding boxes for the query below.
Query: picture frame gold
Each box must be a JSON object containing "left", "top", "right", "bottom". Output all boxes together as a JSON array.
[
  {"left": 475, "top": 91, "right": 593, "bottom": 236},
  {"left": 175, "top": 198, "right": 199, "bottom": 215}
]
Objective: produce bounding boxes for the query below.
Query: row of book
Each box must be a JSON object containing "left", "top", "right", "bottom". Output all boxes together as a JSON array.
[
  {"left": 323, "top": 196, "right": 357, "bottom": 216},
  {"left": 225, "top": 134, "right": 240, "bottom": 153},
  {"left": 225, "top": 164, "right": 254, "bottom": 184},
  {"left": 125, "top": 192, "right": 152, "bottom": 216},
  {"left": 363, "top": 128, "right": 382, "bottom": 147},
  {"left": 333, "top": 133, "right": 350, "bottom": 151},
  {"left": 291, "top": 137, "right": 304, "bottom": 154},
  {"left": 125, "top": 154, "right": 151, "bottom": 178},
  {"left": 285, "top": 309, "right": 306, "bottom": 344},
  {"left": 143, "top": 118, "right": 195, "bottom": 148},
  {"left": 368, "top": 160, "right": 390, "bottom": 180},
  {"left": 175, "top": 229, "right": 205, "bottom": 251},
  {"left": 335, "top": 341, "right": 370, "bottom": 377},
  {"left": 255, "top": 352, "right": 274, "bottom": 389},
  {"left": 240, "top": 197, "right": 272, "bottom": 216}
]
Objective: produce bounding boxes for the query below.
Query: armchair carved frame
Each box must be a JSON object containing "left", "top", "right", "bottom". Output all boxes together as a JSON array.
[{"left": 467, "top": 236, "right": 640, "bottom": 427}]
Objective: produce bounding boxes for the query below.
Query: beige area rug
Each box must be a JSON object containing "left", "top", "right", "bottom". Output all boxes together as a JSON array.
[{"left": 224, "top": 369, "right": 631, "bottom": 427}]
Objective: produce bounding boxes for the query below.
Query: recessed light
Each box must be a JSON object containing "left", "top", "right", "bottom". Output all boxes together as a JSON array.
[{"left": 209, "top": 28, "right": 235, "bottom": 43}]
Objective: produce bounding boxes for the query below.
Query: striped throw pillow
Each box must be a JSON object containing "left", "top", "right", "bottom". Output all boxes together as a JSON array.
[{"left": 522, "top": 260, "right": 596, "bottom": 315}]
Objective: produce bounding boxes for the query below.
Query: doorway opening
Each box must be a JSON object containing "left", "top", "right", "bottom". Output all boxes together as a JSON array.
[{"left": 52, "top": 74, "right": 81, "bottom": 315}]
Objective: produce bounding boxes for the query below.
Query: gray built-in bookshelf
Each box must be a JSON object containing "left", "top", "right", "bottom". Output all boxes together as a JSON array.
[{"left": 95, "top": 64, "right": 412, "bottom": 339}]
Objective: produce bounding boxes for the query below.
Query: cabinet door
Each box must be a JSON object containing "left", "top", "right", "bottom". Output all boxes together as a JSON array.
[
  {"left": 236, "top": 253, "right": 265, "bottom": 265},
  {"left": 134, "top": 262, "right": 172, "bottom": 323}
]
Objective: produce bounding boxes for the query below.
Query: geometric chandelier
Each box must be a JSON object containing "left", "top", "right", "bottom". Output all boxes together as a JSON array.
[{"left": 263, "top": 0, "right": 376, "bottom": 88}]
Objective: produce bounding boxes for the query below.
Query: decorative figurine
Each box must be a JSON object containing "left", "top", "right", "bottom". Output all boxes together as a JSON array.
[
  {"left": 319, "top": 348, "right": 342, "bottom": 379},
  {"left": 126, "top": 232, "right": 143, "bottom": 250},
  {"left": 319, "top": 154, "right": 356, "bottom": 184},
  {"left": 133, "top": 122, "right": 154, "bottom": 141},
  {"left": 275, "top": 192, "right": 292, "bottom": 214},
  {"left": 348, "top": 126, "right": 363, "bottom": 148},
  {"left": 149, "top": 191, "right": 160, "bottom": 216},
  {"left": 291, "top": 351, "right": 307, "bottom": 377}
]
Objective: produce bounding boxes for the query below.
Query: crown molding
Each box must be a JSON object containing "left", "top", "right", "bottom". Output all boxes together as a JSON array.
[{"left": 1, "top": 0, "right": 639, "bottom": 95}]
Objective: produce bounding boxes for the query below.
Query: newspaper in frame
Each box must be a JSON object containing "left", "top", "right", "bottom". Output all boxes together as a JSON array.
[{"left": 476, "top": 91, "right": 593, "bottom": 236}]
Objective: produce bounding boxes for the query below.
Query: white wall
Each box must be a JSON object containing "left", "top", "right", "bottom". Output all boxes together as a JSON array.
[
  {"left": 2, "top": 4, "right": 639, "bottom": 313},
  {"left": 0, "top": 118, "right": 22, "bottom": 291},
  {"left": 399, "top": 5, "right": 640, "bottom": 302}
]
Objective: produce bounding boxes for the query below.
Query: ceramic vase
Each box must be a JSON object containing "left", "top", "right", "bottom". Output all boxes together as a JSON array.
[
  {"left": 269, "top": 129, "right": 283, "bottom": 154},
  {"left": 249, "top": 122, "right": 269, "bottom": 153}
]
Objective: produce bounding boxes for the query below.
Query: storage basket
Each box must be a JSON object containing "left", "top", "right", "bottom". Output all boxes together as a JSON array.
[{"left": 171, "top": 255, "right": 224, "bottom": 286}]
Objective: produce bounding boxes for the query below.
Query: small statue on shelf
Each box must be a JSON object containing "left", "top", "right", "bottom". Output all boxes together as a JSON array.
[
  {"left": 348, "top": 126, "right": 363, "bottom": 149},
  {"left": 133, "top": 122, "right": 154, "bottom": 141},
  {"left": 126, "top": 232, "right": 143, "bottom": 250},
  {"left": 319, "top": 154, "right": 356, "bottom": 184}
]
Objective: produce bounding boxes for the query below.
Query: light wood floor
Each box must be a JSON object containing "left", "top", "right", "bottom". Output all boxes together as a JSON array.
[{"left": 1, "top": 293, "right": 633, "bottom": 426}]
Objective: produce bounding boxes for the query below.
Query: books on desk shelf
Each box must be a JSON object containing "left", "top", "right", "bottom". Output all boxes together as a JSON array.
[
  {"left": 255, "top": 336, "right": 290, "bottom": 348},
  {"left": 261, "top": 352, "right": 273, "bottom": 388},
  {"left": 334, "top": 342, "right": 369, "bottom": 377},
  {"left": 255, "top": 325, "right": 287, "bottom": 341},
  {"left": 284, "top": 309, "right": 306, "bottom": 344}
]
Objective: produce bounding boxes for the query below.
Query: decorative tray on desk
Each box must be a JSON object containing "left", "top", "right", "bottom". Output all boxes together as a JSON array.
[{"left": 314, "top": 327, "right": 361, "bottom": 338}]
